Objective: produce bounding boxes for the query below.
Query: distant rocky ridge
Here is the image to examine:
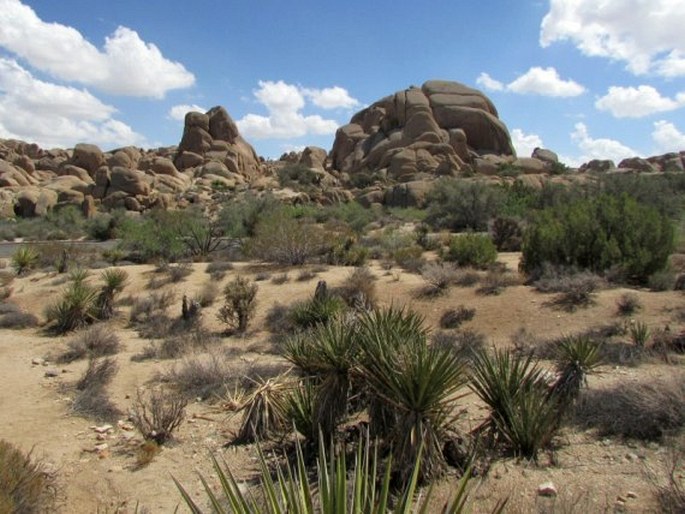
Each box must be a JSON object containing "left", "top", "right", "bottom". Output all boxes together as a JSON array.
[{"left": 0, "top": 80, "right": 684, "bottom": 218}]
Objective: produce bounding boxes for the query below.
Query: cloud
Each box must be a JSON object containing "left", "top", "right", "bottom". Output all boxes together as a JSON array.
[
  {"left": 0, "top": 57, "right": 144, "bottom": 148},
  {"left": 570, "top": 122, "right": 638, "bottom": 163},
  {"left": 0, "top": 0, "right": 194, "bottom": 97},
  {"left": 236, "top": 80, "right": 341, "bottom": 139},
  {"left": 595, "top": 85, "right": 685, "bottom": 118},
  {"left": 477, "top": 67, "right": 585, "bottom": 97},
  {"left": 540, "top": 0, "right": 685, "bottom": 77},
  {"left": 476, "top": 72, "right": 504, "bottom": 92},
  {"left": 507, "top": 67, "right": 585, "bottom": 97},
  {"left": 303, "top": 86, "right": 360, "bottom": 109},
  {"left": 168, "top": 104, "right": 207, "bottom": 121},
  {"left": 511, "top": 128, "right": 543, "bottom": 158},
  {"left": 652, "top": 120, "right": 685, "bottom": 153}
]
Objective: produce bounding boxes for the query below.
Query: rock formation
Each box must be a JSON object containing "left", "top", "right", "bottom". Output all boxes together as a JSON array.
[{"left": 330, "top": 80, "right": 515, "bottom": 180}]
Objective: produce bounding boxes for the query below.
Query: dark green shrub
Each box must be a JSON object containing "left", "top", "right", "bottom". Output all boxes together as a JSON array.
[
  {"left": 247, "top": 211, "right": 326, "bottom": 265},
  {"left": 445, "top": 233, "right": 497, "bottom": 269},
  {"left": 278, "top": 163, "right": 320, "bottom": 188},
  {"left": 521, "top": 194, "right": 674, "bottom": 284},
  {"left": 45, "top": 279, "right": 99, "bottom": 333},
  {"left": 648, "top": 269, "right": 676, "bottom": 291},
  {"left": 617, "top": 293, "right": 642, "bottom": 316},
  {"left": 490, "top": 216, "right": 523, "bottom": 251},
  {"left": 425, "top": 179, "right": 503, "bottom": 231}
]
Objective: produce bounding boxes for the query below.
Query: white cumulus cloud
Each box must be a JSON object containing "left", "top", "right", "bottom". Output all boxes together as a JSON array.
[
  {"left": 570, "top": 122, "right": 638, "bottom": 164},
  {"left": 511, "top": 128, "right": 544, "bottom": 158},
  {"left": 507, "top": 67, "right": 585, "bottom": 97},
  {"left": 237, "top": 80, "right": 342, "bottom": 139},
  {"left": 477, "top": 67, "right": 584, "bottom": 97},
  {"left": 476, "top": 72, "right": 504, "bottom": 92},
  {"left": 540, "top": 0, "right": 685, "bottom": 77},
  {"left": 0, "top": 0, "right": 195, "bottom": 97},
  {"left": 303, "top": 86, "right": 360, "bottom": 109},
  {"left": 168, "top": 104, "right": 207, "bottom": 121},
  {"left": 595, "top": 85, "right": 685, "bottom": 118},
  {"left": 652, "top": 120, "right": 685, "bottom": 153},
  {"left": 0, "top": 57, "right": 144, "bottom": 149}
]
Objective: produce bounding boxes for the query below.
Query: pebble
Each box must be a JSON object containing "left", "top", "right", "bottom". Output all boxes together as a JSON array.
[
  {"left": 94, "top": 443, "right": 109, "bottom": 452},
  {"left": 32, "top": 357, "right": 44, "bottom": 366},
  {"left": 537, "top": 482, "right": 558, "bottom": 497},
  {"left": 93, "top": 424, "right": 113, "bottom": 434},
  {"left": 626, "top": 491, "right": 638, "bottom": 499},
  {"left": 44, "top": 369, "right": 59, "bottom": 377}
]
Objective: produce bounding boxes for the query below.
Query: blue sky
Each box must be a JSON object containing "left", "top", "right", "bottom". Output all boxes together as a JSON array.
[{"left": 1, "top": 0, "right": 684, "bottom": 166}]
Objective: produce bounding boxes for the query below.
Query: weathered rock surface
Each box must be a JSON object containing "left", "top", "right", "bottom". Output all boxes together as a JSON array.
[{"left": 331, "top": 80, "right": 515, "bottom": 179}]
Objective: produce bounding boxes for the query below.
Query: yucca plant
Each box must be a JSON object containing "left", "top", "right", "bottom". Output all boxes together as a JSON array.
[
  {"left": 11, "top": 245, "right": 39, "bottom": 276},
  {"left": 629, "top": 320, "right": 651, "bottom": 349},
  {"left": 282, "top": 379, "right": 318, "bottom": 442},
  {"left": 551, "top": 334, "right": 602, "bottom": 404},
  {"left": 96, "top": 268, "right": 129, "bottom": 320},
  {"left": 470, "top": 348, "right": 558, "bottom": 460},
  {"left": 358, "top": 308, "right": 467, "bottom": 484},
  {"left": 234, "top": 375, "right": 290, "bottom": 444},
  {"left": 289, "top": 295, "right": 347, "bottom": 330},
  {"left": 284, "top": 319, "right": 361, "bottom": 444},
  {"left": 174, "top": 433, "right": 507, "bottom": 514},
  {"left": 45, "top": 279, "right": 99, "bottom": 333}
]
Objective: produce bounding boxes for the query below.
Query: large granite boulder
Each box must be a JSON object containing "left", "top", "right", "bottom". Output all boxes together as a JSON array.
[
  {"left": 331, "top": 80, "right": 515, "bottom": 178},
  {"left": 174, "top": 106, "right": 262, "bottom": 178}
]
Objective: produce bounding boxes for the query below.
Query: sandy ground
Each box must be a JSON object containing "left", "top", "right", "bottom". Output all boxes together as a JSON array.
[{"left": 0, "top": 253, "right": 683, "bottom": 512}]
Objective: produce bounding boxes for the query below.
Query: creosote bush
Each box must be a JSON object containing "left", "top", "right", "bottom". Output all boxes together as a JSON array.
[
  {"left": 445, "top": 233, "right": 498, "bottom": 269},
  {"left": 217, "top": 276, "right": 258, "bottom": 334}
]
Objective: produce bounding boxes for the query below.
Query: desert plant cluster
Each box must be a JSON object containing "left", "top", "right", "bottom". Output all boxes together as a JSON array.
[{"left": 0, "top": 172, "right": 684, "bottom": 512}]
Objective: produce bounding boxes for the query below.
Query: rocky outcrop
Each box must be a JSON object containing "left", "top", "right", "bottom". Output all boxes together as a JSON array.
[
  {"left": 331, "top": 80, "right": 515, "bottom": 181},
  {"left": 174, "top": 106, "right": 262, "bottom": 179}
]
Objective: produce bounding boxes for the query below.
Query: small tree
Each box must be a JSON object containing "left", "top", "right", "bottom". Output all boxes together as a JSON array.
[{"left": 217, "top": 276, "right": 258, "bottom": 333}]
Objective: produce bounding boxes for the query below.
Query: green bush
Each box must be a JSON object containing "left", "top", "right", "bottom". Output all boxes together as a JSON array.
[
  {"left": 425, "top": 179, "right": 503, "bottom": 231},
  {"left": 11, "top": 246, "right": 39, "bottom": 275},
  {"left": 521, "top": 194, "right": 674, "bottom": 283},
  {"left": 217, "top": 276, "right": 258, "bottom": 334},
  {"left": 445, "top": 233, "right": 498, "bottom": 269}
]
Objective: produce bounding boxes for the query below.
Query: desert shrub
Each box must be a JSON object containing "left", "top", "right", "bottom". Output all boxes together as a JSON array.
[
  {"left": 323, "top": 201, "right": 377, "bottom": 234},
  {"left": 445, "top": 233, "right": 497, "bottom": 269},
  {"left": 271, "top": 273, "right": 290, "bottom": 285},
  {"left": 0, "top": 439, "right": 58, "bottom": 514},
  {"left": 247, "top": 211, "right": 326, "bottom": 265},
  {"left": 0, "top": 302, "right": 39, "bottom": 329},
  {"left": 59, "top": 324, "right": 121, "bottom": 363},
  {"left": 453, "top": 268, "right": 482, "bottom": 287},
  {"left": 651, "top": 438, "right": 685, "bottom": 514},
  {"left": 217, "top": 276, "right": 258, "bottom": 334},
  {"left": 76, "top": 357, "right": 118, "bottom": 391},
  {"left": 534, "top": 267, "right": 602, "bottom": 311},
  {"left": 521, "top": 194, "right": 674, "bottom": 284},
  {"left": 392, "top": 244, "right": 425, "bottom": 273},
  {"left": 205, "top": 260, "right": 233, "bottom": 280},
  {"left": 45, "top": 279, "right": 99, "bottom": 333},
  {"left": 277, "top": 163, "right": 320, "bottom": 188},
  {"left": 11, "top": 246, "right": 39, "bottom": 276},
  {"left": 421, "top": 262, "right": 457, "bottom": 296},
  {"left": 296, "top": 269, "right": 317, "bottom": 281},
  {"left": 439, "top": 306, "right": 476, "bottom": 329},
  {"left": 282, "top": 379, "right": 318, "bottom": 442},
  {"left": 470, "top": 349, "right": 559, "bottom": 460},
  {"left": 85, "top": 210, "right": 126, "bottom": 241},
  {"left": 477, "top": 269, "right": 520, "bottom": 295},
  {"left": 432, "top": 329, "right": 486, "bottom": 362},
  {"left": 129, "top": 290, "right": 175, "bottom": 324},
  {"left": 131, "top": 388, "right": 187, "bottom": 445},
  {"left": 648, "top": 269, "right": 676, "bottom": 291},
  {"left": 616, "top": 293, "right": 642, "bottom": 316},
  {"left": 165, "top": 262, "right": 192, "bottom": 283},
  {"left": 490, "top": 216, "right": 523, "bottom": 251},
  {"left": 195, "top": 281, "right": 219, "bottom": 307},
  {"left": 550, "top": 335, "right": 602, "bottom": 404},
  {"left": 164, "top": 353, "right": 236, "bottom": 400},
  {"left": 265, "top": 302, "right": 296, "bottom": 336},
  {"left": 335, "top": 266, "right": 377, "bottom": 310},
  {"left": 629, "top": 320, "right": 651, "bottom": 349},
  {"left": 95, "top": 268, "right": 128, "bottom": 320},
  {"left": 425, "top": 179, "right": 503, "bottom": 232},
  {"left": 137, "top": 327, "right": 219, "bottom": 361},
  {"left": 574, "top": 376, "right": 685, "bottom": 440},
  {"left": 72, "top": 357, "right": 121, "bottom": 421}
]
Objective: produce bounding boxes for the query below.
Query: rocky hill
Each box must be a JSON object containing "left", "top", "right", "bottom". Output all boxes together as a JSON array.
[{"left": 0, "top": 80, "right": 684, "bottom": 218}]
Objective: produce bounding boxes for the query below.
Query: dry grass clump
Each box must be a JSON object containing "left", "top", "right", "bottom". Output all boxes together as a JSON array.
[
  {"left": 72, "top": 357, "right": 121, "bottom": 421},
  {"left": 129, "top": 290, "right": 175, "bottom": 337},
  {"left": 650, "top": 437, "right": 685, "bottom": 514},
  {"left": 130, "top": 388, "right": 187, "bottom": 445},
  {"left": 271, "top": 273, "right": 290, "bottom": 285},
  {"left": 0, "top": 439, "right": 58, "bottom": 514},
  {"left": 616, "top": 292, "right": 642, "bottom": 316},
  {"left": 0, "top": 302, "right": 39, "bottom": 329},
  {"left": 477, "top": 269, "right": 521, "bottom": 295},
  {"left": 535, "top": 267, "right": 604, "bottom": 311},
  {"left": 59, "top": 324, "right": 121, "bottom": 363},
  {"left": 420, "top": 262, "right": 457, "bottom": 296},
  {"left": 164, "top": 353, "right": 237, "bottom": 400},
  {"left": 335, "top": 266, "right": 377, "bottom": 310},
  {"left": 194, "top": 281, "right": 219, "bottom": 307},
  {"left": 439, "top": 306, "right": 476, "bottom": 329},
  {"left": 133, "top": 327, "right": 219, "bottom": 361},
  {"left": 432, "top": 329, "right": 486, "bottom": 361},
  {"left": 205, "top": 260, "right": 233, "bottom": 281},
  {"left": 574, "top": 375, "right": 685, "bottom": 440},
  {"left": 296, "top": 269, "right": 317, "bottom": 282},
  {"left": 453, "top": 268, "right": 482, "bottom": 287}
]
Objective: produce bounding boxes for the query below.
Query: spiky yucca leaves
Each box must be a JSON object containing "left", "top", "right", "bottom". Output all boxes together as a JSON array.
[
  {"left": 11, "top": 245, "right": 39, "bottom": 275},
  {"left": 96, "top": 268, "right": 129, "bottom": 320},
  {"left": 551, "top": 335, "right": 602, "bottom": 404},
  {"left": 174, "top": 433, "right": 507, "bottom": 514},
  {"left": 470, "top": 349, "right": 559, "bottom": 460},
  {"left": 357, "top": 307, "right": 430, "bottom": 439},
  {"left": 283, "top": 379, "right": 318, "bottom": 442},
  {"left": 45, "top": 279, "right": 99, "bottom": 333},
  {"left": 290, "top": 295, "right": 347, "bottom": 329},
  {"left": 234, "top": 375, "right": 290, "bottom": 444},
  {"left": 358, "top": 308, "right": 468, "bottom": 484},
  {"left": 284, "top": 319, "right": 361, "bottom": 444}
]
